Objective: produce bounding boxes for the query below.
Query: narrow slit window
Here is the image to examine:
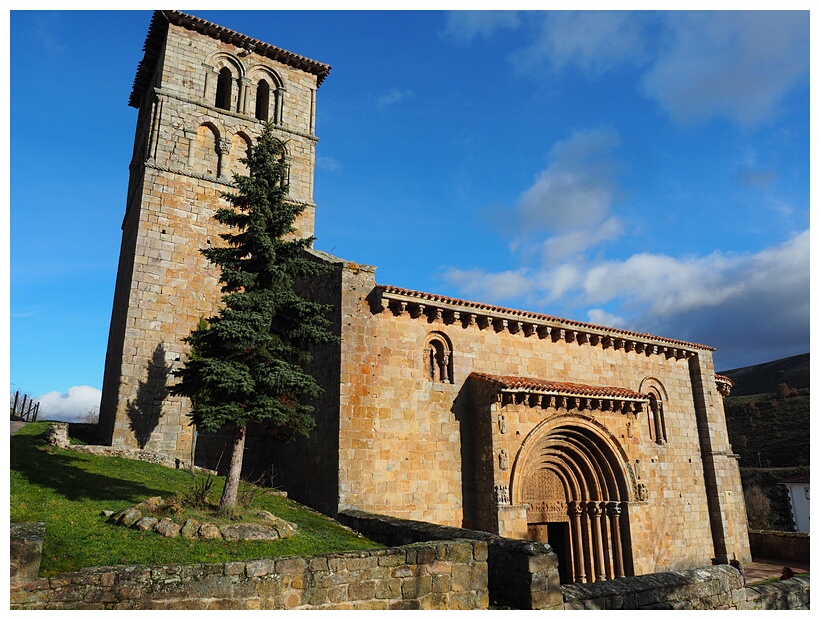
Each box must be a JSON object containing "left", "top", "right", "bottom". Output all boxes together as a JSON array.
[
  {"left": 215, "top": 67, "right": 233, "bottom": 110},
  {"left": 255, "top": 79, "right": 270, "bottom": 121}
]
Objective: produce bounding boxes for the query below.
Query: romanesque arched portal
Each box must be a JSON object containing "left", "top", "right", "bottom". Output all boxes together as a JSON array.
[{"left": 513, "top": 418, "right": 634, "bottom": 584}]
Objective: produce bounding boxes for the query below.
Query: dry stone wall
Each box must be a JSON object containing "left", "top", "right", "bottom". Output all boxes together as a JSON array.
[
  {"left": 561, "top": 564, "right": 809, "bottom": 610},
  {"left": 337, "top": 508, "right": 563, "bottom": 610},
  {"left": 10, "top": 536, "right": 488, "bottom": 610}
]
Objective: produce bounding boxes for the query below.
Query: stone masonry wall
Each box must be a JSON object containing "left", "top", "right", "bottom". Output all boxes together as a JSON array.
[
  {"left": 561, "top": 564, "right": 809, "bottom": 610},
  {"left": 100, "top": 15, "right": 322, "bottom": 459},
  {"left": 10, "top": 538, "right": 488, "bottom": 611},
  {"left": 338, "top": 508, "right": 563, "bottom": 610},
  {"left": 262, "top": 250, "right": 348, "bottom": 516},
  {"left": 749, "top": 530, "right": 810, "bottom": 564},
  {"left": 332, "top": 270, "right": 745, "bottom": 574}
]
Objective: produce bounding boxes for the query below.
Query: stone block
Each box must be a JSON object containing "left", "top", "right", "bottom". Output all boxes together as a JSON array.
[
  {"left": 348, "top": 579, "right": 376, "bottom": 601},
  {"left": 224, "top": 562, "right": 245, "bottom": 576},
  {"left": 245, "top": 559, "right": 276, "bottom": 578},
  {"left": 327, "top": 584, "right": 348, "bottom": 604},
  {"left": 276, "top": 557, "right": 306, "bottom": 575},
  {"left": 10, "top": 522, "right": 44, "bottom": 586}
]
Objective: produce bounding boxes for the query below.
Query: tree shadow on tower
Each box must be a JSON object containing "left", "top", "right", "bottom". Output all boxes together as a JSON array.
[{"left": 126, "top": 343, "right": 170, "bottom": 449}]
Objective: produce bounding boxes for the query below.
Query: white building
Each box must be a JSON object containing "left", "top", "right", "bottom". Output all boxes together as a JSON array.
[{"left": 781, "top": 474, "right": 810, "bottom": 533}]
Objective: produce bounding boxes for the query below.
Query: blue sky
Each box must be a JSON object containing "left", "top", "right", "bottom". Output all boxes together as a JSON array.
[{"left": 8, "top": 9, "right": 812, "bottom": 420}]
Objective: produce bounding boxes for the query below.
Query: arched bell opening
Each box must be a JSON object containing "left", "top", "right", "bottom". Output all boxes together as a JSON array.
[{"left": 513, "top": 419, "right": 634, "bottom": 584}]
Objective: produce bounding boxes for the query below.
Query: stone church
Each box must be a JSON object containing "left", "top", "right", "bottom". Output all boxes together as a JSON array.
[{"left": 99, "top": 11, "right": 751, "bottom": 583}]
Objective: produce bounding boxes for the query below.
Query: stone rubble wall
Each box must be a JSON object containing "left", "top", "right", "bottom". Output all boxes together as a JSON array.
[
  {"left": 9, "top": 520, "right": 808, "bottom": 610},
  {"left": 743, "top": 576, "right": 811, "bottom": 610},
  {"left": 561, "top": 564, "right": 809, "bottom": 610},
  {"left": 337, "top": 508, "right": 563, "bottom": 609},
  {"left": 10, "top": 533, "right": 488, "bottom": 610},
  {"left": 749, "top": 529, "right": 810, "bottom": 564}
]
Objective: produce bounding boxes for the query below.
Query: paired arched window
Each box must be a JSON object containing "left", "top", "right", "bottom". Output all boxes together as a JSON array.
[
  {"left": 647, "top": 392, "right": 667, "bottom": 446},
  {"left": 215, "top": 67, "right": 233, "bottom": 110},
  {"left": 255, "top": 79, "right": 270, "bottom": 121},
  {"left": 425, "top": 332, "right": 453, "bottom": 384}
]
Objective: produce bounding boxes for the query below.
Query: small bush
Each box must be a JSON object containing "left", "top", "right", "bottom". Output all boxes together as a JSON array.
[
  {"left": 237, "top": 470, "right": 276, "bottom": 509},
  {"left": 745, "top": 484, "right": 773, "bottom": 529},
  {"left": 178, "top": 473, "right": 215, "bottom": 509}
]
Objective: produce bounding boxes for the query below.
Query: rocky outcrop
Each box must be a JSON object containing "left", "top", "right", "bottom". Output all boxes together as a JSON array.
[{"left": 104, "top": 497, "right": 296, "bottom": 542}]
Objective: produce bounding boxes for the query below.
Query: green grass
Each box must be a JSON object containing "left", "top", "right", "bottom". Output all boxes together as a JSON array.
[{"left": 11, "top": 422, "right": 381, "bottom": 577}]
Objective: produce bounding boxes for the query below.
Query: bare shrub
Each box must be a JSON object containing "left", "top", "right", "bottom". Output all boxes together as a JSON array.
[
  {"left": 178, "top": 473, "right": 215, "bottom": 509},
  {"left": 745, "top": 484, "right": 773, "bottom": 529}
]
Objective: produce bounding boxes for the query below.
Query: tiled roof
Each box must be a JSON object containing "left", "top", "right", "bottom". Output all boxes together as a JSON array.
[
  {"left": 470, "top": 372, "right": 648, "bottom": 400},
  {"left": 379, "top": 285, "right": 714, "bottom": 351},
  {"left": 714, "top": 374, "right": 735, "bottom": 387},
  {"left": 130, "top": 10, "right": 331, "bottom": 108}
]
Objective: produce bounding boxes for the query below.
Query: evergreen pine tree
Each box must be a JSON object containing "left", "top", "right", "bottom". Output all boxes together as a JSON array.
[{"left": 171, "top": 124, "right": 337, "bottom": 512}]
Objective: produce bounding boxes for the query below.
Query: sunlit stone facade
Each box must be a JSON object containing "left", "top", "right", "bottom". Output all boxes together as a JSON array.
[{"left": 101, "top": 11, "right": 751, "bottom": 583}]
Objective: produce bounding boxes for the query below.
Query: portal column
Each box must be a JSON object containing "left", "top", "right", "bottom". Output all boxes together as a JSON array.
[
  {"left": 568, "top": 502, "right": 586, "bottom": 583},
  {"left": 607, "top": 501, "right": 625, "bottom": 578},
  {"left": 588, "top": 501, "right": 607, "bottom": 581}
]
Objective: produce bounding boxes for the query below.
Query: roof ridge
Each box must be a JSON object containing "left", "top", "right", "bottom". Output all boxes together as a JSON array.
[
  {"left": 380, "top": 284, "right": 714, "bottom": 351},
  {"left": 469, "top": 372, "right": 647, "bottom": 399},
  {"left": 130, "top": 10, "right": 331, "bottom": 108}
]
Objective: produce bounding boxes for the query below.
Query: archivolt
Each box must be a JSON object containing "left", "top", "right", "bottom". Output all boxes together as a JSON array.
[
  {"left": 511, "top": 414, "right": 633, "bottom": 504},
  {"left": 510, "top": 414, "right": 635, "bottom": 583}
]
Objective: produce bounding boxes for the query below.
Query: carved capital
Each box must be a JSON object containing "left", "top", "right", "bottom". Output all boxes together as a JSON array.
[{"left": 495, "top": 484, "right": 510, "bottom": 505}]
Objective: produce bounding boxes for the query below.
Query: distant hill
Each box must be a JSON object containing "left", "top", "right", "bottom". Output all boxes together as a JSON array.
[
  {"left": 718, "top": 352, "right": 809, "bottom": 397},
  {"left": 719, "top": 352, "right": 810, "bottom": 469}
]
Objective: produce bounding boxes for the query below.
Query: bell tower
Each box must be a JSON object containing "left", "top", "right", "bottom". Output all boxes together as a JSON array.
[{"left": 99, "top": 11, "right": 330, "bottom": 458}]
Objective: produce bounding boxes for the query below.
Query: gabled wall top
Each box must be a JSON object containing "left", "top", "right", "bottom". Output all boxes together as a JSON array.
[{"left": 129, "top": 10, "right": 332, "bottom": 108}]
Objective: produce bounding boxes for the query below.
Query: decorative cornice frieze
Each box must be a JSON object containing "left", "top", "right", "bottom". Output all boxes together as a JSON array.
[
  {"left": 714, "top": 374, "right": 734, "bottom": 397},
  {"left": 376, "top": 285, "right": 711, "bottom": 359},
  {"left": 473, "top": 372, "right": 649, "bottom": 414}
]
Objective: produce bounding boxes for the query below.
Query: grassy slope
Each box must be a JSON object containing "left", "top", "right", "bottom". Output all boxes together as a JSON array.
[{"left": 10, "top": 422, "right": 380, "bottom": 577}]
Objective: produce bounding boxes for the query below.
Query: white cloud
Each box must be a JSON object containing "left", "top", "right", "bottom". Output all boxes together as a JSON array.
[
  {"left": 587, "top": 308, "right": 627, "bottom": 330},
  {"left": 541, "top": 216, "right": 622, "bottom": 263},
  {"left": 376, "top": 88, "right": 413, "bottom": 109},
  {"left": 36, "top": 386, "right": 101, "bottom": 423},
  {"left": 641, "top": 12, "right": 809, "bottom": 126},
  {"left": 490, "top": 11, "right": 808, "bottom": 128},
  {"left": 440, "top": 267, "right": 533, "bottom": 304},
  {"left": 516, "top": 11, "right": 648, "bottom": 76},
  {"left": 444, "top": 11, "right": 520, "bottom": 43},
  {"left": 317, "top": 155, "right": 342, "bottom": 172},
  {"left": 579, "top": 231, "right": 809, "bottom": 319},
  {"left": 444, "top": 230, "right": 809, "bottom": 369},
  {"left": 516, "top": 127, "right": 621, "bottom": 232}
]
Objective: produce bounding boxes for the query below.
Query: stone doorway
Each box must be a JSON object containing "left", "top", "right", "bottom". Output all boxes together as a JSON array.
[
  {"left": 514, "top": 419, "right": 634, "bottom": 584},
  {"left": 527, "top": 521, "right": 571, "bottom": 584}
]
